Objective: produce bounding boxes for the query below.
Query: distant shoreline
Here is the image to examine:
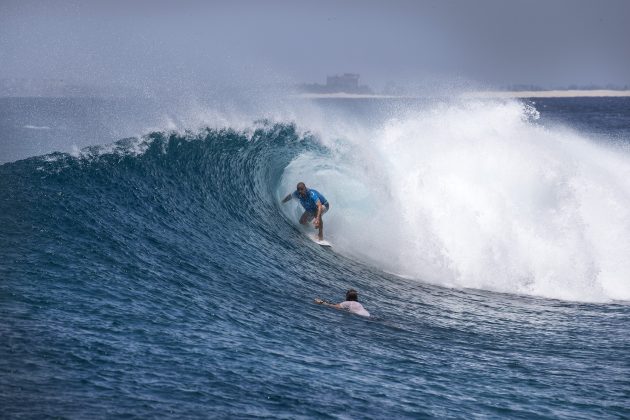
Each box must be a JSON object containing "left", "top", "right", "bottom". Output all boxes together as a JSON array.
[
  {"left": 465, "top": 89, "right": 630, "bottom": 98},
  {"left": 2, "top": 89, "right": 629, "bottom": 100},
  {"left": 295, "top": 90, "right": 630, "bottom": 99}
]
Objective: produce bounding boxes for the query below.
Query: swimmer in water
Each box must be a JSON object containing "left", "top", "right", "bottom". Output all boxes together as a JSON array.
[{"left": 314, "top": 289, "right": 370, "bottom": 317}]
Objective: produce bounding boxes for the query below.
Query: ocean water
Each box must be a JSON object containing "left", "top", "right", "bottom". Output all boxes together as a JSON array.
[{"left": 1, "top": 96, "right": 629, "bottom": 418}]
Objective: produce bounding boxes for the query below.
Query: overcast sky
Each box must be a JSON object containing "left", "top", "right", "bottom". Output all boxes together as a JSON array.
[{"left": 1, "top": 0, "right": 629, "bottom": 91}]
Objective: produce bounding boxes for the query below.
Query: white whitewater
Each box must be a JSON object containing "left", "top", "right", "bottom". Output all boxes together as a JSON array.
[{"left": 281, "top": 99, "right": 630, "bottom": 303}]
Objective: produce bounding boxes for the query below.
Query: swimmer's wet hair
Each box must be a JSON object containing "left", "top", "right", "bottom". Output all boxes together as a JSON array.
[{"left": 346, "top": 289, "right": 358, "bottom": 301}]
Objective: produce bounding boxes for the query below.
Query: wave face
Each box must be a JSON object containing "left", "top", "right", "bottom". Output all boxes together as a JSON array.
[
  {"left": 0, "top": 124, "right": 323, "bottom": 308},
  {"left": 1, "top": 98, "right": 629, "bottom": 418}
]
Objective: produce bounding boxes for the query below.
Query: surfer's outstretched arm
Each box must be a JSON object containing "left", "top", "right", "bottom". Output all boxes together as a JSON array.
[
  {"left": 314, "top": 200, "right": 323, "bottom": 224},
  {"left": 282, "top": 193, "right": 293, "bottom": 203}
]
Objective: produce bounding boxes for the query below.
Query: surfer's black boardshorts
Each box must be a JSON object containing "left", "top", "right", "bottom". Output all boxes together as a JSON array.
[{"left": 305, "top": 202, "right": 329, "bottom": 216}]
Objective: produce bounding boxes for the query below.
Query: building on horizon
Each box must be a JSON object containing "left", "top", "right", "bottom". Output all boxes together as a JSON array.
[
  {"left": 326, "top": 73, "right": 359, "bottom": 91},
  {"left": 298, "top": 73, "right": 372, "bottom": 94}
]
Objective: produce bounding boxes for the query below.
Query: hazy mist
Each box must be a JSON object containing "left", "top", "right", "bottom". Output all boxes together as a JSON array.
[{"left": 2, "top": 0, "right": 630, "bottom": 92}]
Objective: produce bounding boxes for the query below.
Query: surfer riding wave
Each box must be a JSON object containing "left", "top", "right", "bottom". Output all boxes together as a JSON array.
[{"left": 282, "top": 182, "right": 329, "bottom": 241}]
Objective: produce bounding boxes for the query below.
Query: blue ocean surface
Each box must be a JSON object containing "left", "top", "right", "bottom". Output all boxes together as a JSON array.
[{"left": 1, "top": 96, "right": 629, "bottom": 418}]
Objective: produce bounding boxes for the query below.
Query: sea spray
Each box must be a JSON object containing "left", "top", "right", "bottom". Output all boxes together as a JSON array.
[{"left": 281, "top": 99, "right": 630, "bottom": 302}]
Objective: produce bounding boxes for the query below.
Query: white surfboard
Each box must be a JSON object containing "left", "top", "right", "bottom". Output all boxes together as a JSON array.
[{"left": 311, "top": 236, "right": 332, "bottom": 247}]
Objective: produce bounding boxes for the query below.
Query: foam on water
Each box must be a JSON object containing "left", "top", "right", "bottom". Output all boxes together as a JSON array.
[{"left": 281, "top": 99, "right": 630, "bottom": 302}]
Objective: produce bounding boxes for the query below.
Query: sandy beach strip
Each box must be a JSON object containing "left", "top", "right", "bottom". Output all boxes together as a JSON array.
[
  {"left": 295, "top": 90, "right": 630, "bottom": 99},
  {"left": 465, "top": 90, "right": 630, "bottom": 98}
]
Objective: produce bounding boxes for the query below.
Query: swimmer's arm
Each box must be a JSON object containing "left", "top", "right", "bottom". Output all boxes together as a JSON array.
[{"left": 314, "top": 298, "right": 341, "bottom": 309}]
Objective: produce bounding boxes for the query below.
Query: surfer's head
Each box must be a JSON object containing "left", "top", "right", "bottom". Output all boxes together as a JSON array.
[
  {"left": 296, "top": 182, "right": 307, "bottom": 197},
  {"left": 346, "top": 289, "right": 358, "bottom": 301}
]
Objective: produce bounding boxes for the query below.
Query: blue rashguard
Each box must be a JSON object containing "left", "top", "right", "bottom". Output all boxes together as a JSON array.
[{"left": 292, "top": 189, "right": 329, "bottom": 213}]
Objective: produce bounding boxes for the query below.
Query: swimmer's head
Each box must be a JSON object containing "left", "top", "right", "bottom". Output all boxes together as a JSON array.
[{"left": 346, "top": 289, "right": 358, "bottom": 301}]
